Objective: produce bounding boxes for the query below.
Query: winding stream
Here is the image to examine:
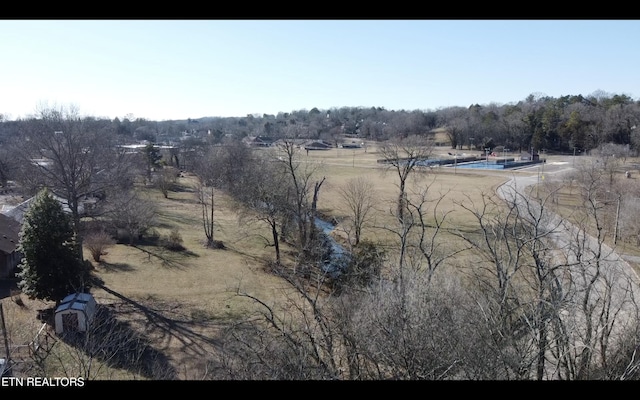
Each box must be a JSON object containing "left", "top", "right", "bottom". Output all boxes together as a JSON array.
[{"left": 314, "top": 217, "right": 349, "bottom": 277}]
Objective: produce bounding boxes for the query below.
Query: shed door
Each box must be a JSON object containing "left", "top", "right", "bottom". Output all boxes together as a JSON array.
[{"left": 62, "top": 313, "right": 79, "bottom": 332}]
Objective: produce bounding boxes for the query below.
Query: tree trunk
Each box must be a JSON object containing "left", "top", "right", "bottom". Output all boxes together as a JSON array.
[{"left": 272, "top": 221, "right": 280, "bottom": 264}]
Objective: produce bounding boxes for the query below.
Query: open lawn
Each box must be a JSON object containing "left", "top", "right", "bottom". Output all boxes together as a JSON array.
[{"left": 1, "top": 144, "right": 554, "bottom": 379}]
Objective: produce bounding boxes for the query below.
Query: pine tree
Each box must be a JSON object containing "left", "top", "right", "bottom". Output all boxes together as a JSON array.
[{"left": 17, "top": 188, "right": 91, "bottom": 303}]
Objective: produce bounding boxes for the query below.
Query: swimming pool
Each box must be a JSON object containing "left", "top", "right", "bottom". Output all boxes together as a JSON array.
[{"left": 451, "top": 160, "right": 541, "bottom": 170}]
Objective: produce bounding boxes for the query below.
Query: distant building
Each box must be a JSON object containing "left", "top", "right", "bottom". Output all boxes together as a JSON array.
[
  {"left": 520, "top": 151, "right": 540, "bottom": 161},
  {"left": 243, "top": 136, "right": 277, "bottom": 147},
  {"left": 304, "top": 140, "right": 332, "bottom": 151},
  {"left": 340, "top": 141, "right": 363, "bottom": 149}
]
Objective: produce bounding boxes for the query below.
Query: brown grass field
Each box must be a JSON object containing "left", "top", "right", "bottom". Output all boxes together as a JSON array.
[{"left": 4, "top": 144, "right": 633, "bottom": 379}]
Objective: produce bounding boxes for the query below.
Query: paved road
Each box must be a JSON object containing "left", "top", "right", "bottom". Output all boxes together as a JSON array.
[
  {"left": 496, "top": 160, "right": 640, "bottom": 375},
  {"left": 497, "top": 159, "right": 639, "bottom": 280}
]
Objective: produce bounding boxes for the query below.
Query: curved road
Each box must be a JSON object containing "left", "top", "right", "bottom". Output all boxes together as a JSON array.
[
  {"left": 497, "top": 159, "right": 639, "bottom": 281},
  {"left": 495, "top": 159, "right": 640, "bottom": 367}
]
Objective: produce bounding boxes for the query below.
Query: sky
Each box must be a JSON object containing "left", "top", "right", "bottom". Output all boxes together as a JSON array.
[{"left": 1, "top": 19, "right": 639, "bottom": 122}]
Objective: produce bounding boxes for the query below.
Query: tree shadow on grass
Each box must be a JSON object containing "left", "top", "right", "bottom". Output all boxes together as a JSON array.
[
  {"left": 92, "top": 283, "right": 224, "bottom": 378},
  {"left": 132, "top": 245, "right": 199, "bottom": 270},
  {"left": 98, "top": 261, "right": 135, "bottom": 273},
  {"left": 46, "top": 283, "right": 226, "bottom": 380},
  {"left": 156, "top": 210, "right": 201, "bottom": 226},
  {"left": 56, "top": 305, "right": 178, "bottom": 380},
  {"left": 170, "top": 184, "right": 195, "bottom": 193}
]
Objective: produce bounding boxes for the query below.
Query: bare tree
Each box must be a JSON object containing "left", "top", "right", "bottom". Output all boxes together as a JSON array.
[
  {"left": 451, "top": 182, "right": 575, "bottom": 380},
  {"left": 191, "top": 141, "right": 254, "bottom": 249},
  {"left": 0, "top": 146, "right": 17, "bottom": 187},
  {"left": 191, "top": 145, "right": 219, "bottom": 249},
  {"left": 337, "top": 176, "right": 377, "bottom": 248},
  {"left": 105, "top": 189, "right": 157, "bottom": 245},
  {"left": 342, "top": 269, "right": 481, "bottom": 379},
  {"left": 220, "top": 254, "right": 486, "bottom": 380},
  {"left": 276, "top": 140, "right": 326, "bottom": 258},
  {"left": 12, "top": 104, "right": 135, "bottom": 256},
  {"left": 553, "top": 163, "right": 640, "bottom": 380},
  {"left": 233, "top": 154, "right": 294, "bottom": 264},
  {"left": 227, "top": 265, "right": 345, "bottom": 380},
  {"left": 401, "top": 184, "right": 465, "bottom": 284},
  {"left": 195, "top": 178, "right": 221, "bottom": 249},
  {"left": 378, "top": 134, "right": 434, "bottom": 223},
  {"left": 450, "top": 166, "right": 640, "bottom": 380},
  {"left": 375, "top": 177, "right": 463, "bottom": 287},
  {"left": 215, "top": 170, "right": 640, "bottom": 380},
  {"left": 591, "top": 143, "right": 628, "bottom": 189},
  {"left": 437, "top": 106, "right": 469, "bottom": 150},
  {"left": 154, "top": 166, "right": 178, "bottom": 199},
  {"left": 617, "top": 178, "right": 640, "bottom": 246}
]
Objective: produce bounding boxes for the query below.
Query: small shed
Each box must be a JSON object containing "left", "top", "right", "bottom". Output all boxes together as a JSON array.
[{"left": 54, "top": 293, "right": 97, "bottom": 334}]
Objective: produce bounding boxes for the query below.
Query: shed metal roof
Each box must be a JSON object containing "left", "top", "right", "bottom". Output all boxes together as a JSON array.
[{"left": 55, "top": 293, "right": 96, "bottom": 313}]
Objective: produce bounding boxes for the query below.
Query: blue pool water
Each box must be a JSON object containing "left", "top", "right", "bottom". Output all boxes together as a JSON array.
[
  {"left": 451, "top": 160, "right": 540, "bottom": 170},
  {"left": 454, "top": 161, "right": 510, "bottom": 169}
]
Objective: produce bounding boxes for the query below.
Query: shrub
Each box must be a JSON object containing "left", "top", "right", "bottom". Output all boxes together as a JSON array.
[
  {"left": 163, "top": 228, "right": 185, "bottom": 251},
  {"left": 85, "top": 230, "right": 117, "bottom": 262}
]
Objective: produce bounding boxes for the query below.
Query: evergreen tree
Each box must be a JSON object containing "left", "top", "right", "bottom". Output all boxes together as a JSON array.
[
  {"left": 17, "top": 188, "right": 91, "bottom": 303},
  {"left": 144, "top": 143, "right": 162, "bottom": 182}
]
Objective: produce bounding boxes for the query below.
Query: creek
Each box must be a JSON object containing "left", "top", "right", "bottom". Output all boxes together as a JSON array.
[{"left": 314, "top": 217, "right": 350, "bottom": 277}]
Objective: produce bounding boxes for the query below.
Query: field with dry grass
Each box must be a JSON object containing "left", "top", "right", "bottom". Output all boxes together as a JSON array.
[{"left": 1, "top": 144, "right": 550, "bottom": 379}]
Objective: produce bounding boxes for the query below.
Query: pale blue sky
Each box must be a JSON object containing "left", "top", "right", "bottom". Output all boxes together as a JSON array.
[{"left": 1, "top": 20, "right": 639, "bottom": 121}]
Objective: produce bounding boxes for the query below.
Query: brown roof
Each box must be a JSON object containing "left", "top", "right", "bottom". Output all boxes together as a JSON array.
[{"left": 0, "top": 213, "right": 20, "bottom": 255}]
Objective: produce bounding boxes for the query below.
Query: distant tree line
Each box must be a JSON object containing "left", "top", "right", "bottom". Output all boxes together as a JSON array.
[{"left": 2, "top": 91, "right": 639, "bottom": 159}]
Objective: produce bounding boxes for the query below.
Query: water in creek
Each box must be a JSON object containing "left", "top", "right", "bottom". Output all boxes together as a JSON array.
[{"left": 314, "top": 217, "right": 350, "bottom": 277}]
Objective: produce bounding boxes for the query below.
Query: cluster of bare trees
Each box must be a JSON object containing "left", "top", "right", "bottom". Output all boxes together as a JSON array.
[
  {"left": 179, "top": 138, "right": 640, "bottom": 380},
  {"left": 204, "top": 159, "right": 640, "bottom": 380},
  {"left": 190, "top": 138, "right": 330, "bottom": 266},
  {"left": 4, "top": 105, "right": 160, "bottom": 251}
]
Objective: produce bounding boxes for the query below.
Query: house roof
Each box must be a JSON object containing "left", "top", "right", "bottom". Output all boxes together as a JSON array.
[
  {"left": 1, "top": 196, "right": 35, "bottom": 224},
  {"left": 304, "top": 140, "right": 332, "bottom": 150},
  {"left": 243, "top": 136, "right": 277, "bottom": 146},
  {"left": 2, "top": 194, "right": 78, "bottom": 223},
  {"left": 0, "top": 213, "right": 20, "bottom": 255}
]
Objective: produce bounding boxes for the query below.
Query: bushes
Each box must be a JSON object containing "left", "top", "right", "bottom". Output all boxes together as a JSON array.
[
  {"left": 161, "top": 228, "right": 185, "bottom": 251},
  {"left": 85, "top": 230, "right": 116, "bottom": 262},
  {"left": 330, "top": 239, "right": 385, "bottom": 291}
]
